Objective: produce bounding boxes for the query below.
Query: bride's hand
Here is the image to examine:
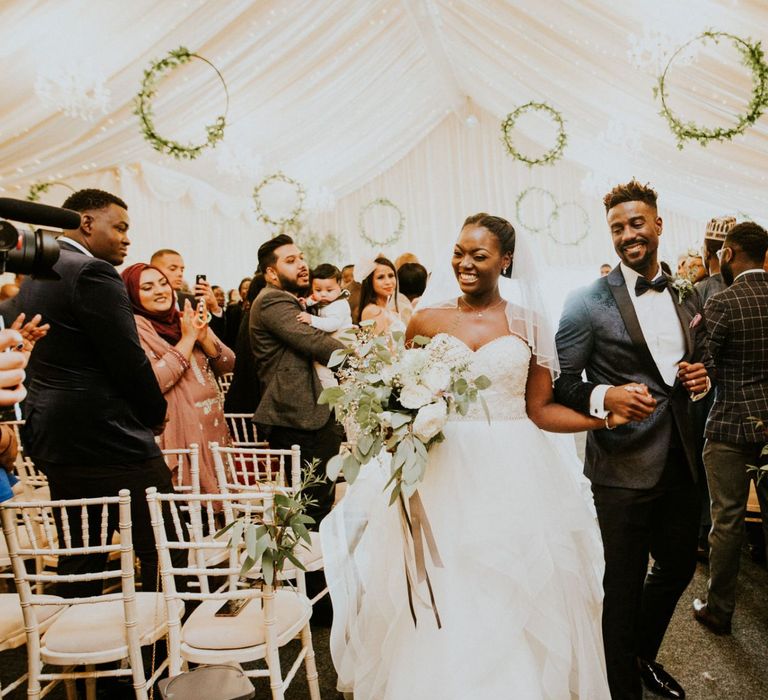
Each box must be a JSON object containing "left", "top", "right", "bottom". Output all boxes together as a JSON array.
[{"left": 606, "top": 412, "right": 631, "bottom": 428}]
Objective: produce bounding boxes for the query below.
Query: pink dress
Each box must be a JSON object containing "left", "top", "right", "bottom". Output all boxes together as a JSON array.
[{"left": 134, "top": 315, "right": 235, "bottom": 494}]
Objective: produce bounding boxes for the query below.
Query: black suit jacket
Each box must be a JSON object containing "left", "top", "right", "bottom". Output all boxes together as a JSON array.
[
  {"left": 704, "top": 271, "right": 768, "bottom": 443},
  {"left": 16, "top": 241, "right": 167, "bottom": 466},
  {"left": 554, "top": 265, "right": 709, "bottom": 489}
]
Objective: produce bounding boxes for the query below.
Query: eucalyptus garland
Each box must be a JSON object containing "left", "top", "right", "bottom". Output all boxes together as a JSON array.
[
  {"left": 253, "top": 172, "right": 306, "bottom": 229},
  {"left": 654, "top": 31, "right": 768, "bottom": 149},
  {"left": 27, "top": 181, "right": 75, "bottom": 203},
  {"left": 515, "top": 187, "right": 559, "bottom": 234},
  {"left": 501, "top": 102, "right": 567, "bottom": 166},
  {"left": 547, "top": 201, "right": 590, "bottom": 246},
  {"left": 134, "top": 46, "right": 228, "bottom": 160},
  {"left": 358, "top": 198, "right": 405, "bottom": 248}
]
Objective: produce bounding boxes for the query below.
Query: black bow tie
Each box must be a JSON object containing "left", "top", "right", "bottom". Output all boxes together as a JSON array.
[{"left": 635, "top": 276, "right": 668, "bottom": 297}]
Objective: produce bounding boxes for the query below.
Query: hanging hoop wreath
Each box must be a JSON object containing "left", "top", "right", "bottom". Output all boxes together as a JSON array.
[
  {"left": 547, "top": 201, "right": 590, "bottom": 246},
  {"left": 134, "top": 46, "right": 228, "bottom": 160},
  {"left": 501, "top": 102, "right": 567, "bottom": 166},
  {"left": 358, "top": 198, "right": 405, "bottom": 248},
  {"left": 253, "top": 172, "right": 306, "bottom": 229},
  {"left": 27, "top": 180, "right": 75, "bottom": 203},
  {"left": 515, "top": 187, "right": 559, "bottom": 234},
  {"left": 655, "top": 31, "right": 768, "bottom": 149}
]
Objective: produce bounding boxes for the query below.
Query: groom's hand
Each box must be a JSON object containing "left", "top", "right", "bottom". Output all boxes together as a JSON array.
[
  {"left": 604, "top": 383, "right": 656, "bottom": 421},
  {"left": 677, "top": 361, "right": 710, "bottom": 397}
]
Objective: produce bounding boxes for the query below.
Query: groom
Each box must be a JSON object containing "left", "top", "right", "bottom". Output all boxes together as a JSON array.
[{"left": 554, "top": 180, "right": 710, "bottom": 700}]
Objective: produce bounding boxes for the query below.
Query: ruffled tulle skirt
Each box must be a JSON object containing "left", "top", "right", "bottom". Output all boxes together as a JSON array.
[{"left": 320, "top": 417, "right": 611, "bottom": 699}]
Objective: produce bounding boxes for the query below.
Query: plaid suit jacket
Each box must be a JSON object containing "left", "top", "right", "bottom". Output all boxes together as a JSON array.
[{"left": 704, "top": 270, "right": 768, "bottom": 443}]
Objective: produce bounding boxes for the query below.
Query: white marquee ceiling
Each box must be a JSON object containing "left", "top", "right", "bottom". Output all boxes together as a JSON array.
[{"left": 0, "top": 0, "right": 766, "bottom": 282}]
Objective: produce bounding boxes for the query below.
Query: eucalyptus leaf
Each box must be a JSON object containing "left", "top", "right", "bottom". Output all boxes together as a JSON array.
[
  {"left": 262, "top": 551, "right": 274, "bottom": 585},
  {"left": 327, "top": 349, "right": 349, "bottom": 369},
  {"left": 343, "top": 453, "right": 361, "bottom": 483},
  {"left": 357, "top": 432, "right": 375, "bottom": 456},
  {"left": 455, "top": 377, "right": 468, "bottom": 394},
  {"left": 318, "top": 386, "right": 345, "bottom": 405},
  {"left": 239, "top": 555, "right": 256, "bottom": 577},
  {"left": 475, "top": 374, "right": 492, "bottom": 390},
  {"left": 388, "top": 480, "right": 402, "bottom": 506},
  {"left": 412, "top": 335, "right": 431, "bottom": 346},
  {"left": 326, "top": 453, "right": 345, "bottom": 481},
  {"left": 389, "top": 412, "right": 412, "bottom": 429}
]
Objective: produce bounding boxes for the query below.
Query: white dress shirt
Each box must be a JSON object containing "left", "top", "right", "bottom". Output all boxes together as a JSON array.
[
  {"left": 589, "top": 263, "right": 686, "bottom": 417},
  {"left": 58, "top": 236, "right": 93, "bottom": 257}
]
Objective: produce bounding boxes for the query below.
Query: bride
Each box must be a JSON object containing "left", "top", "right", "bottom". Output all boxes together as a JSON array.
[{"left": 321, "top": 213, "right": 628, "bottom": 699}]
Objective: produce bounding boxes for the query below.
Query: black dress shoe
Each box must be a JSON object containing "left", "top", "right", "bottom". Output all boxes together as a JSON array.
[
  {"left": 638, "top": 659, "right": 685, "bottom": 699},
  {"left": 692, "top": 598, "right": 732, "bottom": 635}
]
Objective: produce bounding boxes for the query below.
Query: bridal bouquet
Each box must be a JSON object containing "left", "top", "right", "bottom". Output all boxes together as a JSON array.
[{"left": 320, "top": 323, "right": 491, "bottom": 502}]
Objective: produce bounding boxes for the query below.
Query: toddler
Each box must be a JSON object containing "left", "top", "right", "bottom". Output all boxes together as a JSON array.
[{"left": 297, "top": 264, "right": 352, "bottom": 387}]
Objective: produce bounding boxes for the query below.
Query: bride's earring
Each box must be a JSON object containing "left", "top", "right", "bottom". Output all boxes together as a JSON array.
[{"left": 502, "top": 265, "right": 509, "bottom": 276}]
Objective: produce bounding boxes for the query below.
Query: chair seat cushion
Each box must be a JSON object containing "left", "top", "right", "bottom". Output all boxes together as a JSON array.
[
  {"left": 0, "top": 593, "right": 65, "bottom": 649},
  {"left": 42, "top": 592, "right": 180, "bottom": 656},
  {"left": 182, "top": 590, "right": 310, "bottom": 651}
]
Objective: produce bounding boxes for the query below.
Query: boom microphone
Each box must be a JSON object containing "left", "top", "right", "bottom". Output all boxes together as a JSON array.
[{"left": 0, "top": 197, "right": 81, "bottom": 230}]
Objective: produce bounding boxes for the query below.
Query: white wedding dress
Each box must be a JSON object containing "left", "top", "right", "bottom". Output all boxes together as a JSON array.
[{"left": 320, "top": 334, "right": 611, "bottom": 699}]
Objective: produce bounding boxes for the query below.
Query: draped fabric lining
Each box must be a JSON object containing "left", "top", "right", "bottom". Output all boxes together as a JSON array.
[{"left": 0, "top": 0, "right": 765, "bottom": 289}]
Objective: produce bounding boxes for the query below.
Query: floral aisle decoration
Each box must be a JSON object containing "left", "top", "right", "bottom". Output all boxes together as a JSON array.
[
  {"left": 654, "top": 31, "right": 768, "bottom": 149},
  {"left": 215, "top": 460, "right": 323, "bottom": 585},
  {"left": 27, "top": 181, "right": 75, "bottom": 203},
  {"left": 253, "top": 171, "right": 306, "bottom": 230},
  {"left": 134, "top": 46, "right": 228, "bottom": 160},
  {"left": 320, "top": 324, "right": 491, "bottom": 625},
  {"left": 515, "top": 188, "right": 591, "bottom": 246},
  {"left": 358, "top": 197, "right": 405, "bottom": 248},
  {"left": 501, "top": 102, "right": 567, "bottom": 167}
]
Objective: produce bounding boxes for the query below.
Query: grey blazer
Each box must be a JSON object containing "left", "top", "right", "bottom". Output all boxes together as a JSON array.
[
  {"left": 250, "top": 286, "right": 344, "bottom": 431},
  {"left": 554, "top": 265, "right": 710, "bottom": 489}
]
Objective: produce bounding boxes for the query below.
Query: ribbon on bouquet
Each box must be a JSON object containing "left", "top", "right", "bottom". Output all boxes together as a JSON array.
[{"left": 397, "top": 491, "right": 444, "bottom": 629}]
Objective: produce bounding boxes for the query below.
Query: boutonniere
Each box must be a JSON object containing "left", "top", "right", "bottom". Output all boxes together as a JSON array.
[{"left": 672, "top": 278, "right": 694, "bottom": 305}]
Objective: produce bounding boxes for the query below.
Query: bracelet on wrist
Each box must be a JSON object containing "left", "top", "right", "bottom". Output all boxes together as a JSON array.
[{"left": 604, "top": 414, "right": 616, "bottom": 431}]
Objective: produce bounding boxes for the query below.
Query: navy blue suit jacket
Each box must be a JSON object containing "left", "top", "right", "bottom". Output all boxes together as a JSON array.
[
  {"left": 16, "top": 241, "right": 166, "bottom": 466},
  {"left": 554, "top": 265, "right": 709, "bottom": 489}
]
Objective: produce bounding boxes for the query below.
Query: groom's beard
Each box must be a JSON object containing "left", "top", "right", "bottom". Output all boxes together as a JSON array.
[{"left": 276, "top": 271, "right": 309, "bottom": 296}]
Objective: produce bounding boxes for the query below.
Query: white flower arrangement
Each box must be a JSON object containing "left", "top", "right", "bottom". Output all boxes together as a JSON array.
[
  {"left": 319, "top": 326, "right": 491, "bottom": 503},
  {"left": 672, "top": 277, "right": 694, "bottom": 304}
]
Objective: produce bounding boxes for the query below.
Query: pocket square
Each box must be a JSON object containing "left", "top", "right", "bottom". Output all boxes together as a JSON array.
[{"left": 689, "top": 313, "right": 702, "bottom": 329}]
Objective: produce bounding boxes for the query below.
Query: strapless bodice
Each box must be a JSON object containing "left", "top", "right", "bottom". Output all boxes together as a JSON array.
[{"left": 432, "top": 333, "right": 531, "bottom": 421}]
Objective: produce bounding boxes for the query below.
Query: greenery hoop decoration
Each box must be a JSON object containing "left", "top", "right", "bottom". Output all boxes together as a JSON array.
[
  {"left": 358, "top": 198, "right": 405, "bottom": 248},
  {"left": 654, "top": 31, "right": 768, "bottom": 149},
  {"left": 515, "top": 187, "right": 559, "bottom": 234},
  {"left": 547, "top": 201, "right": 590, "bottom": 246},
  {"left": 501, "top": 102, "right": 567, "bottom": 166},
  {"left": 134, "top": 46, "right": 228, "bottom": 160},
  {"left": 27, "top": 181, "right": 75, "bottom": 203},
  {"left": 253, "top": 172, "right": 306, "bottom": 229}
]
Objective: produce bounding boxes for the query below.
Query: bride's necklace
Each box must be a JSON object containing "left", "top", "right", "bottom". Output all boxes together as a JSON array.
[{"left": 457, "top": 296, "right": 505, "bottom": 318}]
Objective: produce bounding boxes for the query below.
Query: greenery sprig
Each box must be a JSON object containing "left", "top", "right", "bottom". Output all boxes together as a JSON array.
[
  {"left": 547, "top": 201, "right": 590, "bottom": 246},
  {"left": 215, "top": 459, "right": 323, "bottom": 585},
  {"left": 515, "top": 187, "right": 559, "bottom": 234},
  {"left": 501, "top": 102, "right": 567, "bottom": 166},
  {"left": 27, "top": 181, "right": 75, "bottom": 203},
  {"left": 358, "top": 197, "right": 405, "bottom": 248},
  {"left": 253, "top": 171, "right": 306, "bottom": 230},
  {"left": 134, "top": 46, "right": 228, "bottom": 160},
  {"left": 654, "top": 31, "right": 768, "bottom": 149}
]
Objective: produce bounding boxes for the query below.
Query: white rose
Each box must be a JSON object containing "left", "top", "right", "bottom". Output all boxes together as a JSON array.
[
  {"left": 379, "top": 410, "right": 393, "bottom": 426},
  {"left": 400, "top": 348, "right": 427, "bottom": 376},
  {"left": 399, "top": 383, "right": 434, "bottom": 409},
  {"left": 412, "top": 402, "right": 448, "bottom": 442},
  {"left": 421, "top": 363, "right": 451, "bottom": 393}
]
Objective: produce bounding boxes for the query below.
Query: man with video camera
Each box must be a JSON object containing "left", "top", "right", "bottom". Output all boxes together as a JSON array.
[{"left": 14, "top": 188, "right": 177, "bottom": 596}]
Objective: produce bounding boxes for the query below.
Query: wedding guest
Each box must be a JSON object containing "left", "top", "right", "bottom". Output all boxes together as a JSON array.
[
  {"left": 224, "top": 273, "right": 266, "bottom": 417},
  {"left": 397, "top": 261, "right": 428, "bottom": 304},
  {"left": 554, "top": 179, "right": 710, "bottom": 700},
  {"left": 225, "top": 276, "right": 252, "bottom": 349},
  {"left": 394, "top": 251, "right": 419, "bottom": 269},
  {"left": 250, "top": 234, "right": 344, "bottom": 522},
  {"left": 341, "top": 264, "right": 355, "bottom": 287},
  {"left": 122, "top": 263, "right": 235, "bottom": 495},
  {"left": 212, "top": 285, "right": 226, "bottom": 309},
  {"left": 599, "top": 263, "right": 611, "bottom": 277},
  {"left": 355, "top": 256, "right": 412, "bottom": 333},
  {"left": 676, "top": 252, "right": 688, "bottom": 279},
  {"left": 696, "top": 216, "right": 735, "bottom": 304},
  {"left": 16, "top": 189, "right": 173, "bottom": 596},
  {"left": 297, "top": 264, "right": 352, "bottom": 388},
  {"left": 693, "top": 221, "right": 768, "bottom": 635},
  {"left": 685, "top": 250, "right": 707, "bottom": 283},
  {"left": 151, "top": 248, "right": 226, "bottom": 339}
]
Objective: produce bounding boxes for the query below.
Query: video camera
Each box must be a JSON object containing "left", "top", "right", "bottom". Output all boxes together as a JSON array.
[{"left": 0, "top": 197, "right": 81, "bottom": 278}]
